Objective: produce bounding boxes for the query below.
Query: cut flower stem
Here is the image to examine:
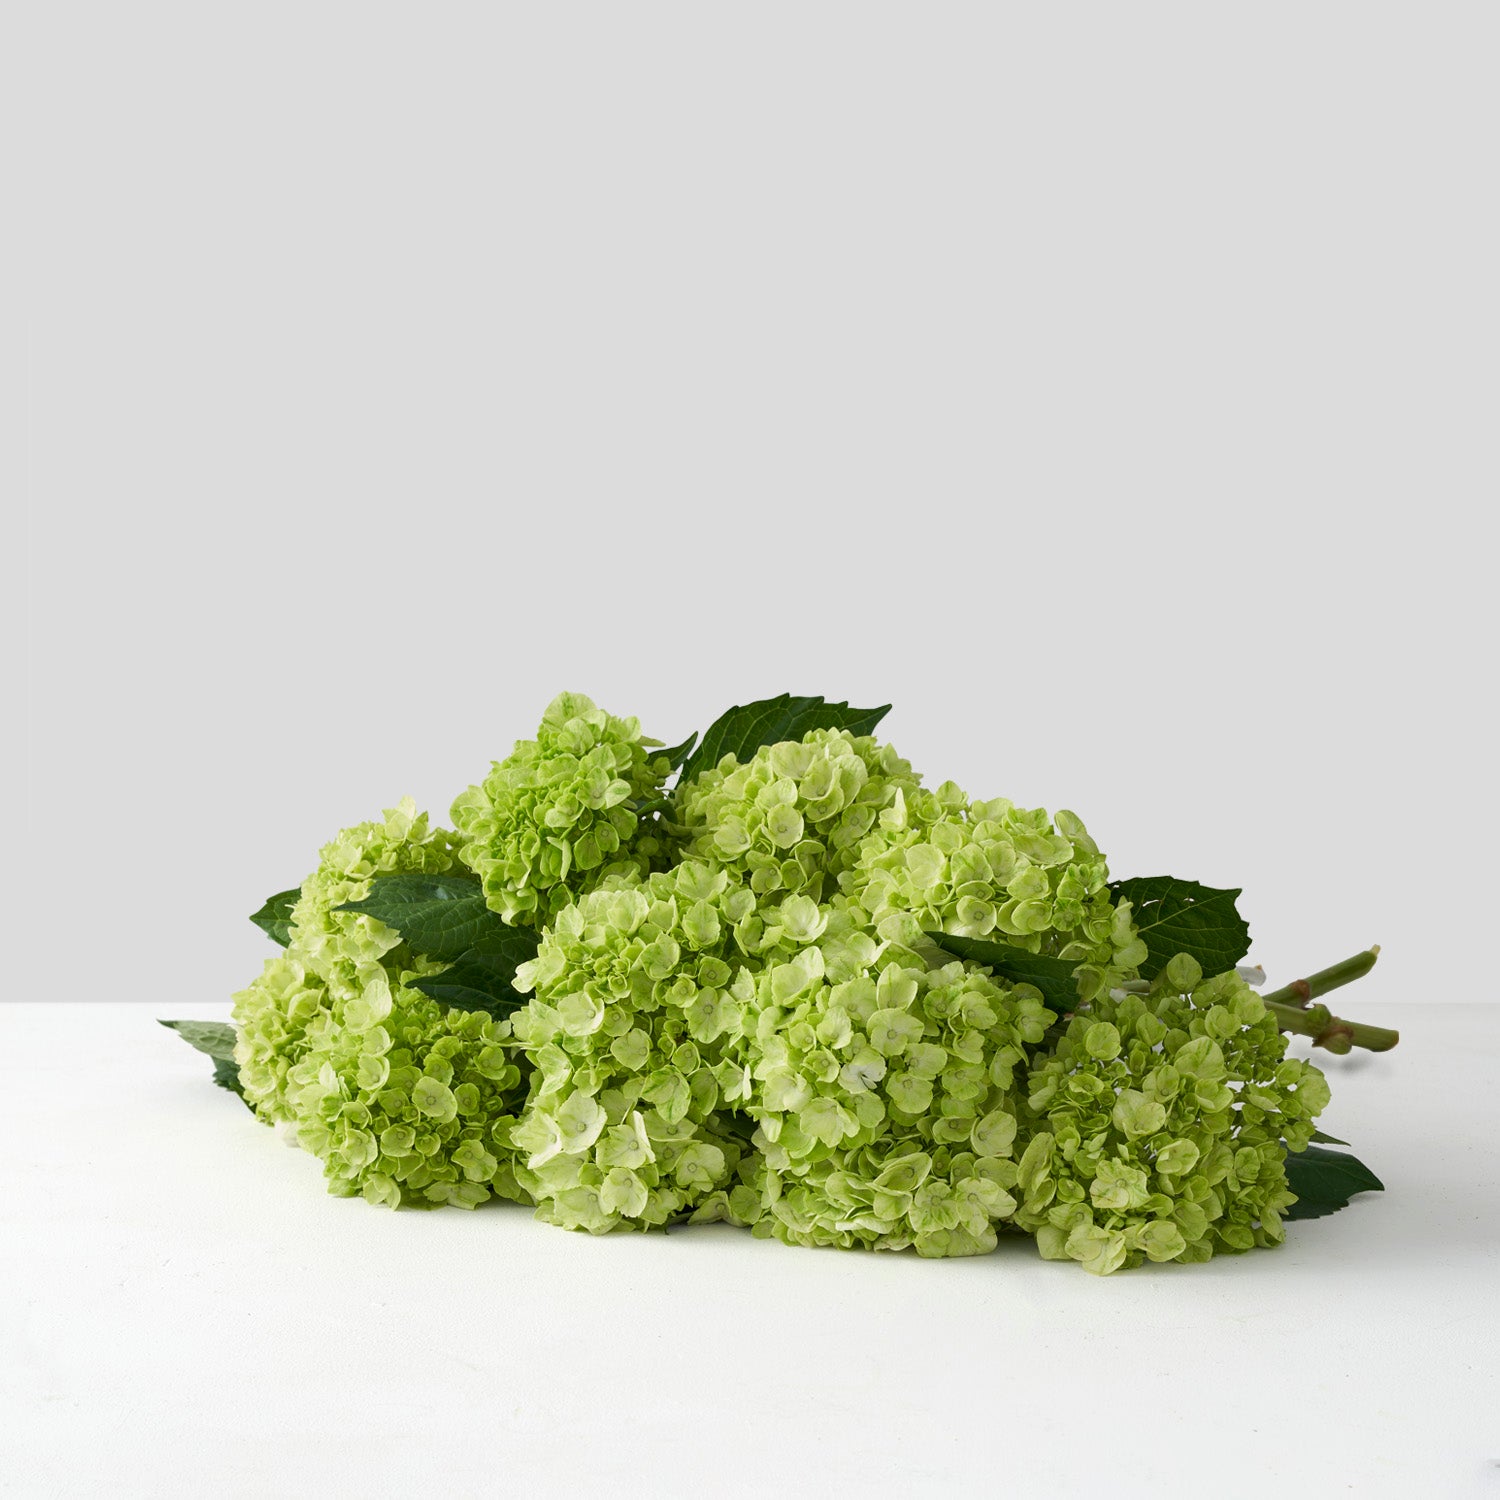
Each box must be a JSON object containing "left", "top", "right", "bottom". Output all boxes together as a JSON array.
[{"left": 1261, "top": 948, "right": 1396, "bottom": 1053}]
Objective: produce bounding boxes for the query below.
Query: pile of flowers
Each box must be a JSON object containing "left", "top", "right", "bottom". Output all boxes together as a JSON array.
[{"left": 166, "top": 693, "right": 1390, "bottom": 1274}]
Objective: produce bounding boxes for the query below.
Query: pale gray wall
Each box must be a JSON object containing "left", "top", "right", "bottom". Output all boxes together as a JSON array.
[{"left": 17, "top": 6, "right": 1496, "bottom": 1014}]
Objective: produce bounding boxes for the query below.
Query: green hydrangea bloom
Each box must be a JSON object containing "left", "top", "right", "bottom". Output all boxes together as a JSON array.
[
  {"left": 507, "top": 861, "right": 756, "bottom": 1233},
  {"left": 839, "top": 785, "right": 1145, "bottom": 1001},
  {"left": 234, "top": 796, "right": 462, "bottom": 1121},
  {"left": 452, "top": 692, "right": 669, "bottom": 927},
  {"left": 1014, "top": 957, "right": 1331, "bottom": 1274},
  {"left": 673, "top": 729, "right": 920, "bottom": 903},
  {"left": 234, "top": 798, "right": 531, "bottom": 1206},
  {"left": 283, "top": 968, "right": 531, "bottom": 1209},
  {"left": 231, "top": 953, "right": 330, "bottom": 1126},
  {"left": 711, "top": 954, "right": 1055, "bottom": 1257}
]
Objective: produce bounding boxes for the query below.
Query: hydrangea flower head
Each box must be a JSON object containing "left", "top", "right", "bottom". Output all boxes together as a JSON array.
[
  {"left": 234, "top": 799, "right": 531, "bottom": 1205},
  {"left": 1015, "top": 958, "right": 1331, "bottom": 1274},
  {"left": 674, "top": 728, "right": 920, "bottom": 903},
  {"left": 231, "top": 952, "right": 330, "bottom": 1125},
  {"left": 452, "top": 693, "right": 668, "bottom": 927},
  {"left": 840, "top": 787, "right": 1145, "bottom": 1000},
  {"left": 234, "top": 796, "right": 461, "bottom": 1119},
  {"left": 713, "top": 953, "right": 1056, "bottom": 1257},
  {"left": 282, "top": 970, "right": 531, "bottom": 1209},
  {"left": 506, "top": 860, "right": 755, "bottom": 1232}
]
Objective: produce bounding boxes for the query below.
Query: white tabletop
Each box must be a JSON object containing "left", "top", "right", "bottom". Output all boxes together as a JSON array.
[{"left": 2, "top": 1001, "right": 1496, "bottom": 1499}]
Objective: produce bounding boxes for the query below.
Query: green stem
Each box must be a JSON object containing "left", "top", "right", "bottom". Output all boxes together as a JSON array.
[
  {"left": 1264, "top": 999, "right": 1399, "bottom": 1054},
  {"left": 1261, "top": 946, "right": 1381, "bottom": 1007},
  {"left": 1259, "top": 947, "right": 1395, "bottom": 1052}
]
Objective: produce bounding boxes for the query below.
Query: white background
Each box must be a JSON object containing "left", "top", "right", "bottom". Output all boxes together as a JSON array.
[
  {"left": 12, "top": 6, "right": 1500, "bottom": 1497},
  {"left": 4, "top": 1001, "right": 1497, "bottom": 1499}
]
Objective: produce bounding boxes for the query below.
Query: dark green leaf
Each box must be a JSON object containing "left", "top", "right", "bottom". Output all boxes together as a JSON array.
[
  {"left": 1283, "top": 1143, "right": 1384, "bottom": 1220},
  {"left": 677, "top": 695, "right": 891, "bottom": 785},
  {"left": 250, "top": 887, "right": 301, "bottom": 947},
  {"left": 409, "top": 926, "right": 540, "bottom": 1020},
  {"left": 334, "top": 872, "right": 496, "bottom": 963},
  {"left": 338, "top": 873, "right": 540, "bottom": 1020},
  {"left": 159, "top": 1019, "right": 249, "bottom": 1105},
  {"left": 922, "top": 932, "right": 1078, "bottom": 1010},
  {"left": 653, "top": 733, "right": 699, "bottom": 773},
  {"left": 1108, "top": 876, "right": 1252, "bottom": 980},
  {"left": 1310, "top": 1128, "right": 1350, "bottom": 1146}
]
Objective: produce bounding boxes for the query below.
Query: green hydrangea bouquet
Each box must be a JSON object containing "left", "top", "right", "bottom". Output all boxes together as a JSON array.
[{"left": 164, "top": 693, "right": 1392, "bottom": 1274}]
